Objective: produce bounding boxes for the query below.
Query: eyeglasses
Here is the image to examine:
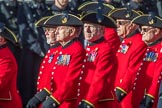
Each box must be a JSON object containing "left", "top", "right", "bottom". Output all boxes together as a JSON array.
[
  {"left": 44, "top": 28, "right": 55, "bottom": 32},
  {"left": 140, "top": 27, "right": 154, "bottom": 32},
  {"left": 116, "top": 20, "right": 130, "bottom": 25}
]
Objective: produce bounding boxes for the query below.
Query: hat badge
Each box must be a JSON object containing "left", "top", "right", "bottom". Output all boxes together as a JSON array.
[
  {"left": 148, "top": 19, "right": 154, "bottom": 25},
  {"left": 125, "top": 13, "right": 130, "bottom": 18},
  {"left": 62, "top": 17, "right": 68, "bottom": 24},
  {"left": 148, "top": 13, "right": 156, "bottom": 25}
]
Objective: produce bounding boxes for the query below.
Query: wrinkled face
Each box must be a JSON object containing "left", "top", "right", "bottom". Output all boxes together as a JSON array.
[
  {"left": 44, "top": 27, "right": 56, "bottom": 45},
  {"left": 55, "top": 26, "right": 72, "bottom": 42},
  {"left": 84, "top": 23, "right": 103, "bottom": 42},
  {"left": 116, "top": 19, "right": 131, "bottom": 38},
  {"left": 140, "top": 26, "right": 157, "bottom": 43}
]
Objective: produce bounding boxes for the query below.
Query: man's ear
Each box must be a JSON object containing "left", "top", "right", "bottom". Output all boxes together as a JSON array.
[
  {"left": 154, "top": 28, "right": 161, "bottom": 35},
  {"left": 69, "top": 27, "right": 76, "bottom": 36},
  {"left": 127, "top": 23, "right": 133, "bottom": 30}
]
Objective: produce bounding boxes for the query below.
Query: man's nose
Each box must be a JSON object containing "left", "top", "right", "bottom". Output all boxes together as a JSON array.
[{"left": 86, "top": 26, "right": 91, "bottom": 33}]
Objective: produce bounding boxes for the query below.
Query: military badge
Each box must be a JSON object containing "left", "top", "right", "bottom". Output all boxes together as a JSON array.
[
  {"left": 149, "top": 19, "right": 154, "bottom": 25},
  {"left": 120, "top": 44, "right": 130, "bottom": 54},
  {"left": 148, "top": 14, "right": 157, "bottom": 25},
  {"left": 61, "top": 13, "right": 69, "bottom": 24},
  {"left": 48, "top": 54, "right": 54, "bottom": 63},
  {"left": 62, "top": 17, "right": 68, "bottom": 24},
  {"left": 125, "top": 13, "right": 130, "bottom": 18},
  {"left": 144, "top": 51, "right": 158, "bottom": 62},
  {"left": 57, "top": 54, "right": 71, "bottom": 65},
  {"left": 87, "top": 48, "right": 98, "bottom": 62}
]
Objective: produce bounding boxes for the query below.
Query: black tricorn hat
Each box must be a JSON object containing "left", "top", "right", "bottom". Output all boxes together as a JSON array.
[
  {"left": 44, "top": 13, "right": 83, "bottom": 27},
  {"left": 0, "top": 22, "right": 18, "bottom": 45},
  {"left": 35, "top": 16, "right": 51, "bottom": 27},
  {"left": 78, "top": 1, "right": 114, "bottom": 15},
  {"left": 81, "top": 12, "right": 116, "bottom": 28},
  {"left": 131, "top": 14, "right": 162, "bottom": 29},
  {"left": 109, "top": 8, "right": 142, "bottom": 20}
]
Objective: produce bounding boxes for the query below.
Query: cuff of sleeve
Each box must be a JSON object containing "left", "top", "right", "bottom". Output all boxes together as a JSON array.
[
  {"left": 50, "top": 95, "right": 60, "bottom": 105},
  {"left": 82, "top": 99, "right": 94, "bottom": 107},
  {"left": 35, "top": 88, "right": 51, "bottom": 102},
  {"left": 146, "top": 94, "right": 155, "bottom": 99},
  {"left": 116, "top": 87, "right": 127, "bottom": 94},
  {"left": 44, "top": 88, "right": 51, "bottom": 94}
]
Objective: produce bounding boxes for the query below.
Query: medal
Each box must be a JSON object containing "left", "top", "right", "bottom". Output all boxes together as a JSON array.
[
  {"left": 57, "top": 54, "right": 71, "bottom": 65},
  {"left": 121, "top": 44, "right": 129, "bottom": 54},
  {"left": 48, "top": 54, "right": 54, "bottom": 63},
  {"left": 144, "top": 51, "right": 158, "bottom": 62},
  {"left": 119, "top": 41, "right": 131, "bottom": 54},
  {"left": 87, "top": 48, "right": 98, "bottom": 62}
]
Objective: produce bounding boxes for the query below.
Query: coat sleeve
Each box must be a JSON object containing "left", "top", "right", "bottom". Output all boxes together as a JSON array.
[
  {"left": 0, "top": 56, "right": 15, "bottom": 90},
  {"left": 52, "top": 49, "right": 85, "bottom": 103}
]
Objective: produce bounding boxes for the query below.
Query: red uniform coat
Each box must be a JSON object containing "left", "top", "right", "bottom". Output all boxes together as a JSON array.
[
  {"left": 104, "top": 27, "right": 121, "bottom": 53},
  {"left": 37, "top": 43, "right": 61, "bottom": 92},
  {"left": 133, "top": 41, "right": 162, "bottom": 108},
  {"left": 77, "top": 37, "right": 120, "bottom": 108},
  {"left": 115, "top": 32, "right": 147, "bottom": 108},
  {"left": 49, "top": 39, "right": 85, "bottom": 108},
  {"left": 0, "top": 45, "right": 22, "bottom": 108}
]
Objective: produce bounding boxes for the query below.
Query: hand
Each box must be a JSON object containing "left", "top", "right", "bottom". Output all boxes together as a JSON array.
[
  {"left": 26, "top": 96, "right": 41, "bottom": 108},
  {"left": 115, "top": 88, "right": 127, "bottom": 102},
  {"left": 78, "top": 100, "right": 94, "bottom": 108},
  {"left": 139, "top": 95, "right": 154, "bottom": 108},
  {"left": 42, "top": 96, "right": 59, "bottom": 108}
]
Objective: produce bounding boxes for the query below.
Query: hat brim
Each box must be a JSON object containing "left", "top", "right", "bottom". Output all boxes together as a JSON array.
[
  {"left": 0, "top": 27, "right": 18, "bottom": 45},
  {"left": 35, "top": 16, "right": 52, "bottom": 27}
]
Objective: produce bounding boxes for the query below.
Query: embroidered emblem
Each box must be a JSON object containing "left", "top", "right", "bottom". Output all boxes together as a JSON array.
[
  {"left": 57, "top": 54, "right": 71, "bottom": 65},
  {"left": 144, "top": 51, "right": 158, "bottom": 62}
]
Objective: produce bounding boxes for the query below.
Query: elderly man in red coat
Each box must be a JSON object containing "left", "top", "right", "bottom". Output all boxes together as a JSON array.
[
  {"left": 0, "top": 22, "right": 22, "bottom": 108},
  {"left": 77, "top": 5, "right": 120, "bottom": 108},
  {"left": 27, "top": 13, "right": 85, "bottom": 108},
  {"left": 131, "top": 14, "right": 162, "bottom": 108},
  {"left": 26, "top": 16, "right": 61, "bottom": 108},
  {"left": 38, "top": 13, "right": 85, "bottom": 108},
  {"left": 109, "top": 8, "right": 147, "bottom": 108}
]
